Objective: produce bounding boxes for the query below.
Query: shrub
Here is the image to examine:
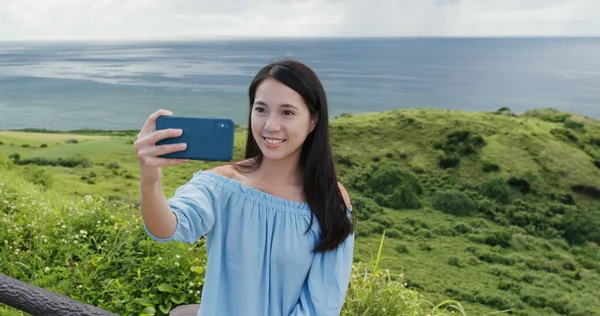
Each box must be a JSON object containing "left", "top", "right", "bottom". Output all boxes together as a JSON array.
[
  {"left": 562, "top": 207, "right": 600, "bottom": 244},
  {"left": 368, "top": 165, "right": 421, "bottom": 195},
  {"left": 483, "top": 230, "right": 513, "bottom": 248},
  {"left": 477, "top": 252, "right": 515, "bottom": 266},
  {"left": 431, "top": 190, "right": 476, "bottom": 216},
  {"left": 436, "top": 130, "right": 487, "bottom": 157},
  {"left": 550, "top": 128, "right": 578, "bottom": 142},
  {"left": 350, "top": 196, "right": 383, "bottom": 220},
  {"left": 106, "top": 162, "right": 121, "bottom": 169},
  {"left": 65, "top": 138, "right": 79, "bottom": 144},
  {"left": 564, "top": 121, "right": 585, "bottom": 131},
  {"left": 8, "top": 153, "right": 20, "bottom": 162},
  {"left": 480, "top": 178, "right": 511, "bottom": 203},
  {"left": 482, "top": 162, "right": 500, "bottom": 173},
  {"left": 40, "top": 143, "right": 48, "bottom": 148},
  {"left": 447, "top": 257, "right": 463, "bottom": 267},
  {"left": 453, "top": 223, "right": 472, "bottom": 234},
  {"left": 439, "top": 155, "right": 460, "bottom": 169},
  {"left": 507, "top": 177, "right": 531, "bottom": 194},
  {"left": 14, "top": 156, "right": 92, "bottom": 168},
  {"left": 374, "top": 186, "right": 421, "bottom": 210},
  {"left": 395, "top": 243, "right": 409, "bottom": 254},
  {"left": 350, "top": 164, "right": 422, "bottom": 210},
  {"left": 594, "top": 160, "right": 600, "bottom": 170},
  {"left": 22, "top": 166, "right": 53, "bottom": 189},
  {"left": 571, "top": 184, "right": 600, "bottom": 199}
]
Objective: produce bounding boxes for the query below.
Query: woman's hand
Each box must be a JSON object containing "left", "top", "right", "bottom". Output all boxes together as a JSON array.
[{"left": 134, "top": 109, "right": 188, "bottom": 184}]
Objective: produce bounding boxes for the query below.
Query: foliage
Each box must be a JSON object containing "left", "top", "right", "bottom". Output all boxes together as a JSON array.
[{"left": 2, "top": 107, "right": 600, "bottom": 315}]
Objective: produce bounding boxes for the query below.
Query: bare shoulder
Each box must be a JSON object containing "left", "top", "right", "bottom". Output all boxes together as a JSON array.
[
  {"left": 337, "top": 182, "right": 352, "bottom": 210},
  {"left": 207, "top": 164, "right": 236, "bottom": 178}
]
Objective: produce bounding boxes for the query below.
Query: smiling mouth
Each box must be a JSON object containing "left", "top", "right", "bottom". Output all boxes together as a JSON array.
[{"left": 263, "top": 137, "right": 285, "bottom": 145}]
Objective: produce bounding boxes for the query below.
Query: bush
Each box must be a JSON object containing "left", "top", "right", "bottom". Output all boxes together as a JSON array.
[
  {"left": 439, "top": 155, "right": 460, "bottom": 169},
  {"left": 507, "top": 177, "right": 532, "bottom": 194},
  {"left": 106, "top": 162, "right": 121, "bottom": 169},
  {"left": 350, "top": 164, "right": 422, "bottom": 210},
  {"left": 13, "top": 156, "right": 92, "bottom": 168},
  {"left": 564, "top": 121, "right": 585, "bottom": 131},
  {"left": 352, "top": 195, "right": 383, "bottom": 220},
  {"left": 550, "top": 128, "right": 578, "bottom": 142},
  {"left": 571, "top": 184, "right": 600, "bottom": 199},
  {"left": 23, "top": 166, "right": 53, "bottom": 189},
  {"left": 480, "top": 178, "right": 511, "bottom": 203},
  {"left": 431, "top": 190, "right": 477, "bottom": 216},
  {"left": 482, "top": 162, "right": 500, "bottom": 173},
  {"left": 483, "top": 230, "right": 513, "bottom": 248},
  {"left": 8, "top": 153, "right": 20, "bottom": 162},
  {"left": 562, "top": 207, "right": 600, "bottom": 244},
  {"left": 436, "top": 130, "right": 487, "bottom": 156}
]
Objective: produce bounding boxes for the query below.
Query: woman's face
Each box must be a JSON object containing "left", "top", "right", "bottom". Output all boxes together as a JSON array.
[{"left": 251, "top": 77, "right": 316, "bottom": 162}]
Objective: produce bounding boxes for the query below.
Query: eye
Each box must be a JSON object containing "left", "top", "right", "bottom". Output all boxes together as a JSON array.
[
  {"left": 254, "top": 106, "right": 266, "bottom": 113},
  {"left": 283, "top": 110, "right": 295, "bottom": 116}
]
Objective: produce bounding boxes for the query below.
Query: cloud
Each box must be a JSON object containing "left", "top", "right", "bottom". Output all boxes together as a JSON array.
[{"left": 0, "top": 0, "right": 599, "bottom": 40}]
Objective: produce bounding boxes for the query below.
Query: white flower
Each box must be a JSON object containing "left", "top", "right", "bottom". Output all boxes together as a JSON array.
[{"left": 44, "top": 267, "right": 50, "bottom": 272}]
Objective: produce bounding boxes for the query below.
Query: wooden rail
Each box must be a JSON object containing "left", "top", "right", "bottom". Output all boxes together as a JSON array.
[{"left": 0, "top": 273, "right": 118, "bottom": 316}]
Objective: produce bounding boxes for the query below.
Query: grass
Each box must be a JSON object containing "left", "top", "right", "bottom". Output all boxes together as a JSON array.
[
  {"left": 1, "top": 107, "right": 600, "bottom": 315},
  {"left": 0, "top": 163, "right": 472, "bottom": 316}
]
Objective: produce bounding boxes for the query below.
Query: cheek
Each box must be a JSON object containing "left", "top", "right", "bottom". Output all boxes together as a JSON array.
[{"left": 251, "top": 115, "right": 264, "bottom": 137}]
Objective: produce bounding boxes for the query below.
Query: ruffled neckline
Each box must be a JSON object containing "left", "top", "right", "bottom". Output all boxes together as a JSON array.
[{"left": 195, "top": 170, "right": 352, "bottom": 215}]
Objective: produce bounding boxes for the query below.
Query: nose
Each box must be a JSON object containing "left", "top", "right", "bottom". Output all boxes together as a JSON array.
[{"left": 264, "top": 114, "right": 281, "bottom": 132}]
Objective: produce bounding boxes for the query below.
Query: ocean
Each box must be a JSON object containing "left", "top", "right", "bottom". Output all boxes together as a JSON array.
[{"left": 1, "top": 37, "right": 599, "bottom": 131}]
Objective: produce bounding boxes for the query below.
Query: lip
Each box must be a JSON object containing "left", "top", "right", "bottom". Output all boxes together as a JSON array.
[{"left": 263, "top": 137, "right": 285, "bottom": 148}]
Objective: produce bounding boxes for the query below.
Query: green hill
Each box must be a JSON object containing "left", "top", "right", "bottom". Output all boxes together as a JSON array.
[{"left": 1, "top": 107, "right": 599, "bottom": 315}]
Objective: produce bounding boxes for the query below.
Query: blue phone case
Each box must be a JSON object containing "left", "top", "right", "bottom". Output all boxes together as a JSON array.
[{"left": 155, "top": 115, "right": 235, "bottom": 161}]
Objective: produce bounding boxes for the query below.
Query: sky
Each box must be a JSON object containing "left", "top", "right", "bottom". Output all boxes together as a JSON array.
[{"left": 0, "top": 0, "right": 599, "bottom": 40}]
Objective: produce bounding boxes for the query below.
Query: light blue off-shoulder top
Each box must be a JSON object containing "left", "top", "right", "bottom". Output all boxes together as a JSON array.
[{"left": 144, "top": 170, "right": 355, "bottom": 316}]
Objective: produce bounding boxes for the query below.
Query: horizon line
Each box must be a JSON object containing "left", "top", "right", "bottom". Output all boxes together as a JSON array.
[{"left": 1, "top": 34, "right": 600, "bottom": 43}]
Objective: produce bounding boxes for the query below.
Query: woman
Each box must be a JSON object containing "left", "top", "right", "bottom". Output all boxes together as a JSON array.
[{"left": 134, "top": 59, "right": 355, "bottom": 316}]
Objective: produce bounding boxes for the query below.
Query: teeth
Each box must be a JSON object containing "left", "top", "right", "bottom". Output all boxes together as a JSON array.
[{"left": 265, "top": 138, "right": 284, "bottom": 144}]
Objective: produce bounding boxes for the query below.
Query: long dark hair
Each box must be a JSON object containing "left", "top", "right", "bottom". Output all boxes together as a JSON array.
[{"left": 233, "top": 59, "right": 354, "bottom": 253}]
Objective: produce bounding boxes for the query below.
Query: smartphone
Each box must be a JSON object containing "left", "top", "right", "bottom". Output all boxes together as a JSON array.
[{"left": 155, "top": 115, "right": 235, "bottom": 161}]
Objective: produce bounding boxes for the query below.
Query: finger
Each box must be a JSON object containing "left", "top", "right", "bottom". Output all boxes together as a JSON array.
[
  {"left": 138, "top": 109, "right": 173, "bottom": 137},
  {"left": 143, "top": 157, "right": 188, "bottom": 167},
  {"left": 145, "top": 143, "right": 187, "bottom": 157},
  {"left": 147, "top": 128, "right": 183, "bottom": 144},
  {"left": 134, "top": 128, "right": 181, "bottom": 151}
]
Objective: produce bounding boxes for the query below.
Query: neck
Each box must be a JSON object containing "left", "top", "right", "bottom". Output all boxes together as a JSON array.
[{"left": 255, "top": 153, "right": 303, "bottom": 185}]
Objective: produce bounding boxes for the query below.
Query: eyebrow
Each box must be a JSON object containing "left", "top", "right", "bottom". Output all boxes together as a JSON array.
[{"left": 254, "top": 100, "right": 299, "bottom": 110}]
